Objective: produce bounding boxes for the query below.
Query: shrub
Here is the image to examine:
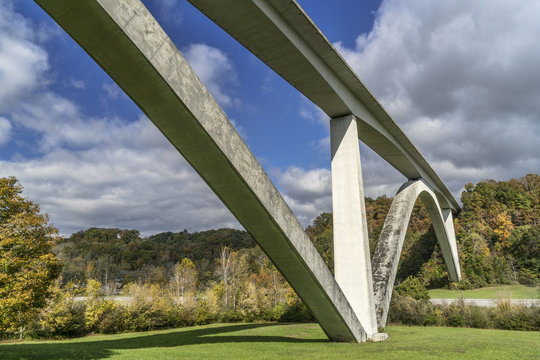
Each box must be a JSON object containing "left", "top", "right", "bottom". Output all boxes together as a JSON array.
[
  {"left": 517, "top": 268, "right": 539, "bottom": 286},
  {"left": 271, "top": 303, "right": 288, "bottom": 321},
  {"left": 388, "top": 294, "right": 428, "bottom": 326},
  {"left": 395, "top": 276, "right": 429, "bottom": 300},
  {"left": 38, "top": 292, "right": 86, "bottom": 337},
  {"left": 466, "top": 306, "right": 491, "bottom": 328},
  {"left": 444, "top": 306, "right": 466, "bottom": 327},
  {"left": 195, "top": 300, "right": 215, "bottom": 325},
  {"left": 98, "top": 305, "right": 127, "bottom": 334},
  {"left": 86, "top": 300, "right": 126, "bottom": 334},
  {"left": 492, "top": 300, "right": 536, "bottom": 331},
  {"left": 123, "top": 283, "right": 175, "bottom": 331}
]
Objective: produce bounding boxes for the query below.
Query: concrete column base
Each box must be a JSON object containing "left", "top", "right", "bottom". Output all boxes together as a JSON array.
[{"left": 370, "top": 333, "right": 389, "bottom": 342}]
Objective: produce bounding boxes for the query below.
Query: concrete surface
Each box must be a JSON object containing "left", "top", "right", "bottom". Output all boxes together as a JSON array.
[
  {"left": 34, "top": 0, "right": 367, "bottom": 342},
  {"left": 187, "top": 0, "right": 460, "bottom": 212},
  {"left": 371, "top": 180, "right": 461, "bottom": 328},
  {"left": 330, "top": 115, "right": 377, "bottom": 337},
  {"left": 34, "top": 0, "right": 466, "bottom": 343}
]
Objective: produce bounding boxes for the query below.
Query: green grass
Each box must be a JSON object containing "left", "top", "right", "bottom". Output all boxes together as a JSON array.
[
  {"left": 1, "top": 323, "right": 539, "bottom": 359},
  {"left": 429, "top": 284, "right": 540, "bottom": 299}
]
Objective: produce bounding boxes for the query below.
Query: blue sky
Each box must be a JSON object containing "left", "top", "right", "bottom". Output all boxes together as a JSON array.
[{"left": 1, "top": 0, "right": 539, "bottom": 236}]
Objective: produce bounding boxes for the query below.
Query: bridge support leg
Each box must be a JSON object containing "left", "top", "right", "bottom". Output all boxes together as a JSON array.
[
  {"left": 371, "top": 180, "right": 461, "bottom": 328},
  {"left": 331, "top": 115, "right": 378, "bottom": 337}
]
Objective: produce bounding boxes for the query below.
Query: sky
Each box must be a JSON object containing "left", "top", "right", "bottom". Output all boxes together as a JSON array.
[{"left": 1, "top": 0, "right": 539, "bottom": 237}]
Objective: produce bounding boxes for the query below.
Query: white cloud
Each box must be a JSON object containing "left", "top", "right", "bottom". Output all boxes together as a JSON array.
[
  {"left": 276, "top": 166, "right": 332, "bottom": 226},
  {"left": 0, "top": 2, "right": 48, "bottom": 111},
  {"left": 334, "top": 0, "right": 540, "bottom": 198},
  {"left": 0, "top": 6, "right": 242, "bottom": 236},
  {"left": 183, "top": 43, "right": 239, "bottom": 108},
  {"left": 0, "top": 117, "right": 12, "bottom": 145},
  {"left": 69, "top": 79, "right": 85, "bottom": 89},
  {"left": 279, "top": 166, "right": 331, "bottom": 202},
  {"left": 153, "top": 0, "right": 183, "bottom": 26},
  {"left": 2, "top": 107, "right": 240, "bottom": 236},
  {"left": 298, "top": 95, "right": 329, "bottom": 128},
  {"left": 102, "top": 81, "right": 121, "bottom": 99}
]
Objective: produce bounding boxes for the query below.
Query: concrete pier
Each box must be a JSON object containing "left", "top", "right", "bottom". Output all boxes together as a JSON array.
[{"left": 331, "top": 115, "right": 377, "bottom": 337}]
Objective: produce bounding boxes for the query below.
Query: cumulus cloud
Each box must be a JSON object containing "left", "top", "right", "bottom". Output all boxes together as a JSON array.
[
  {"left": 2, "top": 98, "right": 239, "bottom": 236},
  {"left": 183, "top": 43, "right": 239, "bottom": 108},
  {"left": 0, "top": 6, "right": 242, "bottom": 236},
  {"left": 334, "top": 0, "right": 540, "bottom": 198},
  {"left": 0, "top": 117, "right": 12, "bottom": 145},
  {"left": 277, "top": 167, "right": 333, "bottom": 226},
  {"left": 0, "top": 2, "right": 48, "bottom": 111}
]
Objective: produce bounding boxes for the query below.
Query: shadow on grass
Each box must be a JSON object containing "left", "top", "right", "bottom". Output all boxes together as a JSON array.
[{"left": 0, "top": 323, "right": 325, "bottom": 359}]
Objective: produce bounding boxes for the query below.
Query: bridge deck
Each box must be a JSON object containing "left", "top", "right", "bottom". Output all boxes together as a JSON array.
[{"left": 188, "top": 0, "right": 460, "bottom": 211}]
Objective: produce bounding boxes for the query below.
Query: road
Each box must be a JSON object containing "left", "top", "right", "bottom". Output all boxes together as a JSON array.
[{"left": 430, "top": 298, "right": 540, "bottom": 307}]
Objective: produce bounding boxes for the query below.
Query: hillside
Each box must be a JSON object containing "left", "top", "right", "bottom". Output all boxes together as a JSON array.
[{"left": 54, "top": 174, "right": 539, "bottom": 290}]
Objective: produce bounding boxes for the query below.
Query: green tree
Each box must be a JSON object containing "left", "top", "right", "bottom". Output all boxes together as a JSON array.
[{"left": 0, "top": 177, "right": 62, "bottom": 338}]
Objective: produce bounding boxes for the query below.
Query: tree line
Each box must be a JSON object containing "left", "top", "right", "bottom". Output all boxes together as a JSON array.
[{"left": 0, "top": 174, "right": 538, "bottom": 339}]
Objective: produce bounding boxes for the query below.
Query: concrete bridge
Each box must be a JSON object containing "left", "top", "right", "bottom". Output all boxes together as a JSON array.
[{"left": 35, "top": 0, "right": 461, "bottom": 342}]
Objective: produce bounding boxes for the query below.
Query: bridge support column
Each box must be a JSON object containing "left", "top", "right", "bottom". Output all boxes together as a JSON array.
[{"left": 330, "top": 115, "right": 378, "bottom": 337}]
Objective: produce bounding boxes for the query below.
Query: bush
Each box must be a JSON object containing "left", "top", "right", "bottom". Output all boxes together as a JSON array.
[
  {"left": 466, "top": 306, "right": 491, "bottom": 328},
  {"left": 219, "top": 310, "right": 244, "bottom": 322},
  {"left": 271, "top": 303, "right": 288, "bottom": 321},
  {"left": 492, "top": 299, "right": 536, "bottom": 331},
  {"left": 388, "top": 294, "right": 429, "bottom": 326},
  {"left": 395, "top": 276, "right": 429, "bottom": 300},
  {"left": 85, "top": 300, "right": 123, "bottom": 333},
  {"left": 123, "top": 283, "right": 176, "bottom": 331},
  {"left": 195, "top": 300, "right": 215, "bottom": 325},
  {"left": 38, "top": 292, "right": 86, "bottom": 337},
  {"left": 517, "top": 268, "right": 539, "bottom": 286},
  {"left": 444, "top": 305, "right": 466, "bottom": 327}
]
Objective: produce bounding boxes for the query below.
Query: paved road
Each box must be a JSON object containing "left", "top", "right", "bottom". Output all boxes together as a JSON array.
[
  {"left": 73, "top": 296, "right": 539, "bottom": 307},
  {"left": 430, "top": 298, "right": 540, "bottom": 307}
]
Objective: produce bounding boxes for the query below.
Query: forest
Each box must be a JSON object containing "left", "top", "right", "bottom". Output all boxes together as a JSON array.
[
  {"left": 55, "top": 174, "right": 540, "bottom": 291},
  {"left": 1, "top": 174, "right": 538, "bottom": 339}
]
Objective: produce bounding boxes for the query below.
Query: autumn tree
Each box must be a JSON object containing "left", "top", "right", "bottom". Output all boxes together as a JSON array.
[
  {"left": 0, "top": 177, "right": 62, "bottom": 338},
  {"left": 215, "top": 246, "right": 234, "bottom": 308},
  {"left": 215, "top": 246, "right": 249, "bottom": 309},
  {"left": 172, "top": 258, "right": 197, "bottom": 302}
]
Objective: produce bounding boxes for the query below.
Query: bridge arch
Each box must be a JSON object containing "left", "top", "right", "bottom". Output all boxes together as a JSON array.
[{"left": 371, "top": 180, "right": 461, "bottom": 328}]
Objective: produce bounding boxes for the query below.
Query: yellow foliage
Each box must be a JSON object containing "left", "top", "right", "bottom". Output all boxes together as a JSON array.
[{"left": 492, "top": 212, "right": 514, "bottom": 247}]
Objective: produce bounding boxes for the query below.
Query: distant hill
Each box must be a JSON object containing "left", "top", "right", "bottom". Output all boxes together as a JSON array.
[
  {"left": 55, "top": 227, "right": 255, "bottom": 287},
  {"left": 55, "top": 174, "right": 539, "bottom": 290}
]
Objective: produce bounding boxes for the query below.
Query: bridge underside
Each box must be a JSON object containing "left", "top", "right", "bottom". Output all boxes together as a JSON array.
[
  {"left": 35, "top": 0, "right": 461, "bottom": 343},
  {"left": 187, "top": 0, "right": 460, "bottom": 213}
]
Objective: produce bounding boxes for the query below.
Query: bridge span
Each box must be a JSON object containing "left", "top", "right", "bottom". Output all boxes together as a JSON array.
[{"left": 35, "top": 0, "right": 461, "bottom": 342}]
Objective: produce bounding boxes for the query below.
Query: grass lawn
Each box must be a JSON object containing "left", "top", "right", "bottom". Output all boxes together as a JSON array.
[
  {"left": 0, "top": 323, "right": 539, "bottom": 359},
  {"left": 428, "top": 284, "right": 540, "bottom": 299}
]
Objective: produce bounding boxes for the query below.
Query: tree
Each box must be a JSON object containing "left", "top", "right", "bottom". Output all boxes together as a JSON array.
[
  {"left": 0, "top": 177, "right": 62, "bottom": 338},
  {"left": 172, "top": 258, "right": 197, "bottom": 302},
  {"left": 215, "top": 246, "right": 234, "bottom": 308},
  {"left": 215, "top": 246, "right": 247, "bottom": 309}
]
